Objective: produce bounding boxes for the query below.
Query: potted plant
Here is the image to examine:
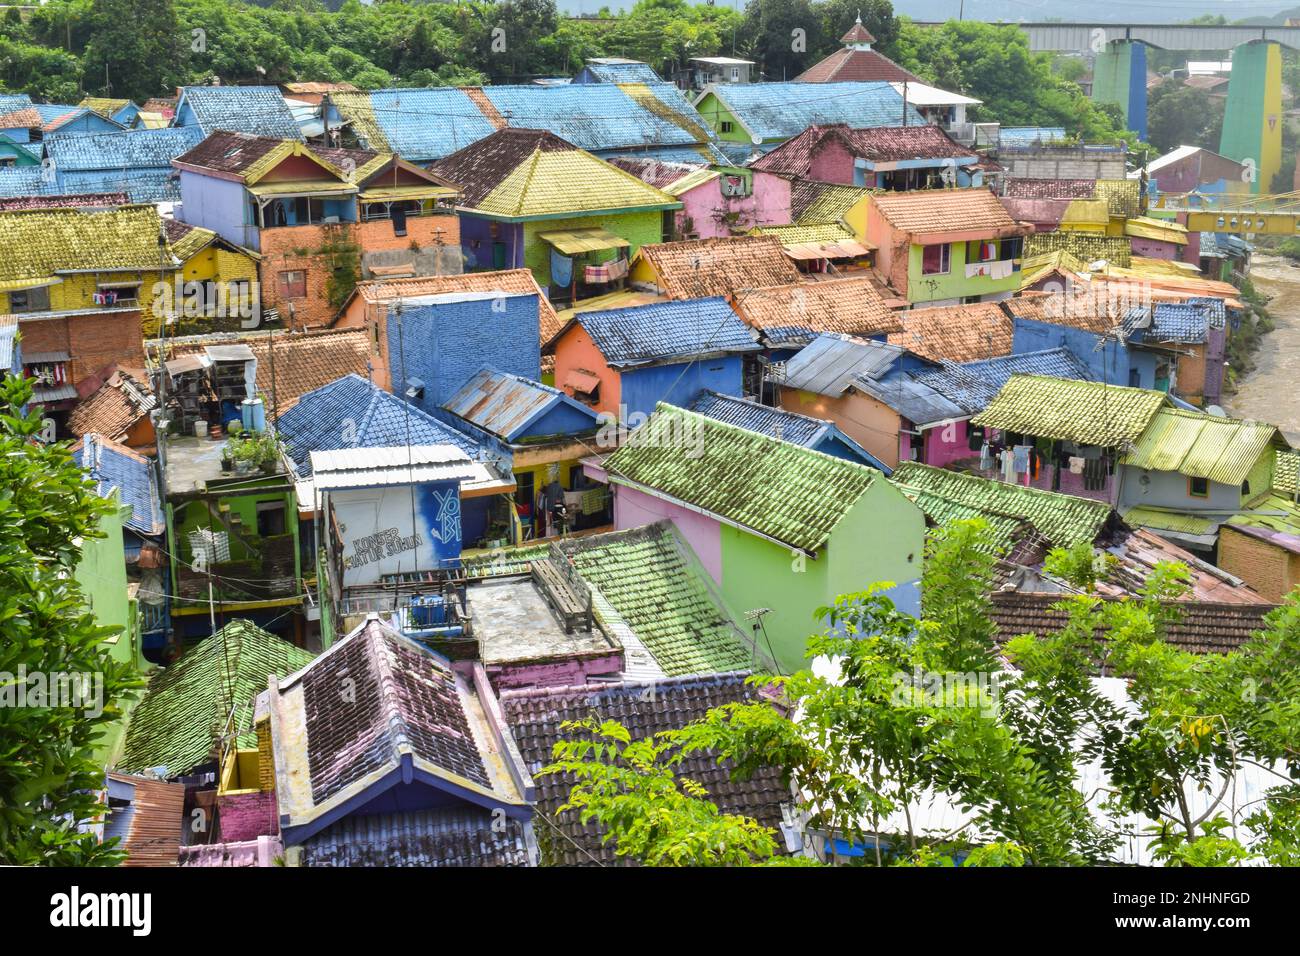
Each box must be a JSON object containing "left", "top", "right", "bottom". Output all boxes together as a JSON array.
[{"left": 257, "top": 433, "right": 281, "bottom": 474}]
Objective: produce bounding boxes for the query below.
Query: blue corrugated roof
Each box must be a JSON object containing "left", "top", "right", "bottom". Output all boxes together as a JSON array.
[
  {"left": 703, "top": 82, "right": 922, "bottom": 141},
  {"left": 442, "top": 367, "right": 598, "bottom": 443},
  {"left": 688, "top": 389, "right": 890, "bottom": 472},
  {"left": 176, "top": 86, "right": 303, "bottom": 140},
  {"left": 574, "top": 297, "right": 759, "bottom": 367},
  {"left": 999, "top": 127, "right": 1068, "bottom": 147},
  {"left": 78, "top": 435, "right": 165, "bottom": 536},
  {"left": 780, "top": 333, "right": 908, "bottom": 395},
  {"left": 277, "top": 374, "right": 482, "bottom": 474},
  {"left": 45, "top": 126, "right": 204, "bottom": 170}
]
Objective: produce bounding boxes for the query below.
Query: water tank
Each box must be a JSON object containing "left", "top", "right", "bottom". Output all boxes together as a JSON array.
[{"left": 241, "top": 397, "right": 266, "bottom": 433}]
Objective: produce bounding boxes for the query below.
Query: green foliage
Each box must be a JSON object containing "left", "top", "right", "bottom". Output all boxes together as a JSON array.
[
  {"left": 539, "top": 716, "right": 783, "bottom": 866},
  {"left": 554, "top": 520, "right": 1300, "bottom": 867},
  {"left": 82, "top": 0, "right": 183, "bottom": 101},
  {"left": 0, "top": 374, "right": 145, "bottom": 866},
  {"left": 1146, "top": 79, "right": 1225, "bottom": 156}
]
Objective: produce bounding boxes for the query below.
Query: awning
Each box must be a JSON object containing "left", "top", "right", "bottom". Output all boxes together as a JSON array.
[
  {"left": 0, "top": 276, "right": 62, "bottom": 294},
  {"left": 248, "top": 181, "right": 357, "bottom": 199},
  {"left": 563, "top": 369, "right": 602, "bottom": 394},
  {"left": 783, "top": 238, "right": 872, "bottom": 260},
  {"left": 360, "top": 185, "right": 457, "bottom": 203},
  {"left": 22, "top": 350, "right": 70, "bottom": 364},
  {"left": 539, "top": 227, "right": 631, "bottom": 255}
]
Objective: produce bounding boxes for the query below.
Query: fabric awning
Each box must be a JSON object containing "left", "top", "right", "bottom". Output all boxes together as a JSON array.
[
  {"left": 539, "top": 227, "right": 631, "bottom": 255},
  {"left": 563, "top": 369, "right": 602, "bottom": 394},
  {"left": 248, "top": 181, "right": 357, "bottom": 199}
]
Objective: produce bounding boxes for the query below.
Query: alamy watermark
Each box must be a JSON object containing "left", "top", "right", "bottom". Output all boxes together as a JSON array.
[
  {"left": 891, "top": 667, "right": 1007, "bottom": 717},
  {"left": 596, "top": 406, "right": 705, "bottom": 459},
  {"left": 0, "top": 666, "right": 104, "bottom": 718}
]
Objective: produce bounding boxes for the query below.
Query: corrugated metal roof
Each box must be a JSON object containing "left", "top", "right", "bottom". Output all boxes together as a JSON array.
[
  {"left": 779, "top": 333, "right": 908, "bottom": 396},
  {"left": 704, "top": 81, "right": 923, "bottom": 141},
  {"left": 310, "top": 444, "right": 497, "bottom": 490},
  {"left": 573, "top": 296, "right": 759, "bottom": 368},
  {"left": 1122, "top": 409, "right": 1281, "bottom": 485},
  {"left": 441, "top": 368, "right": 597, "bottom": 442}
]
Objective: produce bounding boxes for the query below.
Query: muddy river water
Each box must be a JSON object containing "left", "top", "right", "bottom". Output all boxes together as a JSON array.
[{"left": 1226, "top": 255, "right": 1300, "bottom": 444}]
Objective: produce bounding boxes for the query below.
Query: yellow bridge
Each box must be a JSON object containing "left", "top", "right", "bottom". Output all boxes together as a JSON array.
[{"left": 1154, "top": 190, "right": 1300, "bottom": 235}]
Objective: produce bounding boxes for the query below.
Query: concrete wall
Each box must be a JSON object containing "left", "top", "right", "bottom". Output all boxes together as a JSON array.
[
  {"left": 998, "top": 148, "right": 1127, "bottom": 180},
  {"left": 330, "top": 479, "right": 463, "bottom": 587},
  {"left": 779, "top": 386, "right": 903, "bottom": 468},
  {"left": 620, "top": 356, "right": 744, "bottom": 421},
  {"left": 180, "top": 172, "right": 254, "bottom": 249},
  {"left": 1116, "top": 464, "right": 1242, "bottom": 514}
]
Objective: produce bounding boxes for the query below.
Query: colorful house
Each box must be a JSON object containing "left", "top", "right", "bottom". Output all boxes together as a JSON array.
[
  {"left": 630, "top": 235, "right": 802, "bottom": 299},
  {"left": 43, "top": 126, "right": 205, "bottom": 203},
  {"left": 866, "top": 188, "right": 1029, "bottom": 306},
  {"left": 118, "top": 618, "right": 314, "bottom": 778},
  {"left": 599, "top": 403, "right": 926, "bottom": 672},
  {"left": 34, "top": 104, "right": 123, "bottom": 138},
  {"left": 440, "top": 369, "right": 606, "bottom": 540},
  {"left": 776, "top": 332, "right": 962, "bottom": 470},
  {"left": 752, "top": 123, "right": 980, "bottom": 189},
  {"left": 237, "top": 616, "right": 535, "bottom": 866},
  {"left": 79, "top": 97, "right": 141, "bottom": 126},
  {"left": 971, "top": 374, "right": 1173, "bottom": 504},
  {"left": 1120, "top": 300, "right": 1225, "bottom": 406},
  {"left": 547, "top": 296, "right": 760, "bottom": 418},
  {"left": 174, "top": 131, "right": 461, "bottom": 327},
  {"left": 173, "top": 85, "right": 303, "bottom": 140},
  {"left": 795, "top": 16, "right": 919, "bottom": 85},
  {"left": 333, "top": 269, "right": 560, "bottom": 385},
  {"left": 608, "top": 156, "right": 794, "bottom": 241},
  {"left": 693, "top": 81, "right": 924, "bottom": 160},
  {"left": 689, "top": 389, "right": 889, "bottom": 469},
  {"left": 1117, "top": 408, "right": 1287, "bottom": 551},
  {"left": 428, "top": 129, "right": 679, "bottom": 304}
]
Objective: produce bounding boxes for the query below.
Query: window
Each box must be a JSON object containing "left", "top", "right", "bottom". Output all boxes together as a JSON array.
[
  {"left": 8, "top": 286, "right": 49, "bottom": 313},
  {"left": 920, "top": 243, "right": 950, "bottom": 276},
  {"left": 720, "top": 120, "right": 734, "bottom": 134},
  {"left": 1189, "top": 476, "right": 1210, "bottom": 499},
  {"left": 278, "top": 270, "right": 307, "bottom": 299},
  {"left": 256, "top": 501, "right": 286, "bottom": 537},
  {"left": 0, "top": 156, "right": 14, "bottom": 168},
  {"left": 730, "top": 67, "right": 740, "bottom": 81}
]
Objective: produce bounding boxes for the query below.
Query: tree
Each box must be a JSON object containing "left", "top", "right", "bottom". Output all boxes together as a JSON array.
[
  {"left": 550, "top": 520, "right": 1300, "bottom": 866},
  {"left": 81, "top": 0, "right": 183, "bottom": 100},
  {"left": 1146, "top": 78, "right": 1224, "bottom": 156},
  {"left": 0, "top": 375, "right": 144, "bottom": 866},
  {"left": 739, "top": 0, "right": 822, "bottom": 81}
]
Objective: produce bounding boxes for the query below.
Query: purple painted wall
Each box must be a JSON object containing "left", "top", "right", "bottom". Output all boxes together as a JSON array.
[
  {"left": 676, "top": 171, "right": 792, "bottom": 240},
  {"left": 1130, "top": 236, "right": 1179, "bottom": 260},
  {"left": 613, "top": 484, "right": 722, "bottom": 583},
  {"left": 459, "top": 215, "right": 520, "bottom": 272},
  {"left": 217, "top": 790, "right": 278, "bottom": 843},
  {"left": 923, "top": 420, "right": 976, "bottom": 469},
  {"left": 1204, "top": 324, "right": 1226, "bottom": 406},
  {"left": 179, "top": 171, "right": 256, "bottom": 250}
]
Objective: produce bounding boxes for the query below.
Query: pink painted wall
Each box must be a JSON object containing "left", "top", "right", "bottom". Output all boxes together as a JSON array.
[
  {"left": 677, "top": 171, "right": 792, "bottom": 240},
  {"left": 808, "top": 139, "right": 858, "bottom": 185},
  {"left": 923, "top": 420, "right": 976, "bottom": 468},
  {"left": 1130, "top": 236, "right": 1178, "bottom": 260},
  {"left": 216, "top": 790, "right": 278, "bottom": 843},
  {"left": 614, "top": 483, "right": 722, "bottom": 583}
]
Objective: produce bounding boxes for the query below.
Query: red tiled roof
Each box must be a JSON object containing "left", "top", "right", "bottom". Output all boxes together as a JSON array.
[
  {"left": 428, "top": 128, "right": 573, "bottom": 208},
  {"left": 607, "top": 156, "right": 705, "bottom": 190},
  {"left": 888, "top": 301, "right": 1014, "bottom": 362},
  {"left": 733, "top": 275, "right": 902, "bottom": 339},
  {"left": 67, "top": 368, "right": 156, "bottom": 444},
  {"left": 795, "top": 47, "right": 920, "bottom": 84},
  {"left": 0, "top": 192, "right": 129, "bottom": 211},
  {"left": 841, "top": 20, "right": 877, "bottom": 44},
  {"left": 635, "top": 236, "right": 802, "bottom": 300},
  {"left": 870, "top": 187, "right": 1019, "bottom": 236}
]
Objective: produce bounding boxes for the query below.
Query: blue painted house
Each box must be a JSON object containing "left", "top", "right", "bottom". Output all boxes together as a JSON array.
[
  {"left": 173, "top": 85, "right": 304, "bottom": 141},
  {"left": 43, "top": 126, "right": 204, "bottom": 203},
  {"left": 32, "top": 104, "right": 123, "bottom": 138},
  {"left": 253, "top": 616, "right": 536, "bottom": 866},
  {"left": 548, "top": 296, "right": 760, "bottom": 420},
  {"left": 440, "top": 368, "right": 605, "bottom": 539},
  {"left": 0, "top": 93, "right": 36, "bottom": 143},
  {"left": 689, "top": 389, "right": 890, "bottom": 471}
]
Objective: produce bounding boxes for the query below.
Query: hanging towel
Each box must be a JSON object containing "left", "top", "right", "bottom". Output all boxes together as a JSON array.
[
  {"left": 550, "top": 249, "right": 573, "bottom": 287},
  {"left": 979, "top": 441, "right": 993, "bottom": 471},
  {"left": 1012, "top": 444, "right": 1031, "bottom": 475},
  {"left": 1001, "top": 450, "right": 1016, "bottom": 483},
  {"left": 1068, "top": 456, "right": 1085, "bottom": 475}
]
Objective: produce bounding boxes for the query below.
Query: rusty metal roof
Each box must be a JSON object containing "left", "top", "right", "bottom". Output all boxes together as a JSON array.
[{"left": 442, "top": 367, "right": 598, "bottom": 443}]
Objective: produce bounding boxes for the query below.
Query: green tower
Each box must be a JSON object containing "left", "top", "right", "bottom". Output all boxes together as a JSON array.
[{"left": 1220, "top": 41, "right": 1283, "bottom": 195}]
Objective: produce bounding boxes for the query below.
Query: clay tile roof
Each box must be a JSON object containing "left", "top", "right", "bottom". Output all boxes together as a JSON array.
[
  {"left": 67, "top": 368, "right": 156, "bottom": 444},
  {"left": 888, "top": 301, "right": 1013, "bottom": 362},
  {"left": 635, "top": 236, "right": 801, "bottom": 299},
  {"left": 161, "top": 328, "right": 373, "bottom": 415},
  {"left": 733, "top": 275, "right": 902, "bottom": 345},
  {"left": 346, "top": 268, "right": 560, "bottom": 344},
  {"left": 795, "top": 48, "right": 920, "bottom": 84},
  {"left": 988, "top": 590, "right": 1278, "bottom": 655},
  {"left": 870, "top": 187, "right": 1018, "bottom": 236},
  {"left": 0, "top": 192, "right": 129, "bottom": 212},
  {"left": 841, "top": 18, "right": 877, "bottom": 44},
  {"left": 1002, "top": 292, "right": 1125, "bottom": 334},
  {"left": 1002, "top": 178, "right": 1099, "bottom": 200},
  {"left": 754, "top": 124, "right": 973, "bottom": 179}
]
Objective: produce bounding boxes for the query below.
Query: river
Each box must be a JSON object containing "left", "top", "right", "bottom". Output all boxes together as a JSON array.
[{"left": 1226, "top": 255, "right": 1300, "bottom": 445}]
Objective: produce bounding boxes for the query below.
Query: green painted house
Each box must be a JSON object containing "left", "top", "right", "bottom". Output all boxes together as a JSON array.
[
  {"left": 602, "top": 403, "right": 925, "bottom": 672},
  {"left": 0, "top": 133, "right": 41, "bottom": 168},
  {"left": 429, "top": 128, "right": 679, "bottom": 304}
]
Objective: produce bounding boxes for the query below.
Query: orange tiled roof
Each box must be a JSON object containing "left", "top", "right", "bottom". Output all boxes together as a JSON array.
[
  {"left": 635, "top": 236, "right": 801, "bottom": 300},
  {"left": 871, "top": 188, "right": 1019, "bottom": 237},
  {"left": 67, "top": 368, "right": 155, "bottom": 444},
  {"left": 887, "top": 301, "right": 1013, "bottom": 363},
  {"left": 734, "top": 275, "right": 902, "bottom": 339}
]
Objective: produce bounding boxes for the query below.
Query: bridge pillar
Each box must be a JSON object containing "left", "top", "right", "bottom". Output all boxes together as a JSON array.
[
  {"left": 1219, "top": 40, "right": 1283, "bottom": 195},
  {"left": 1091, "top": 40, "right": 1147, "bottom": 140}
]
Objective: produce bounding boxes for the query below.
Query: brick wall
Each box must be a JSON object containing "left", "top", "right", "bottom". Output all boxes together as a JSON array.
[
  {"left": 21, "top": 310, "right": 145, "bottom": 386},
  {"left": 258, "top": 224, "right": 340, "bottom": 329},
  {"left": 216, "top": 789, "right": 278, "bottom": 843},
  {"left": 1174, "top": 343, "right": 1207, "bottom": 406},
  {"left": 1218, "top": 526, "right": 1299, "bottom": 602}
]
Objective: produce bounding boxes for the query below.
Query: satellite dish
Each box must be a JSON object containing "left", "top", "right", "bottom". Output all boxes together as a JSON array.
[
  {"left": 1206, "top": 405, "right": 1227, "bottom": 417},
  {"left": 751, "top": 133, "right": 763, "bottom": 145}
]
